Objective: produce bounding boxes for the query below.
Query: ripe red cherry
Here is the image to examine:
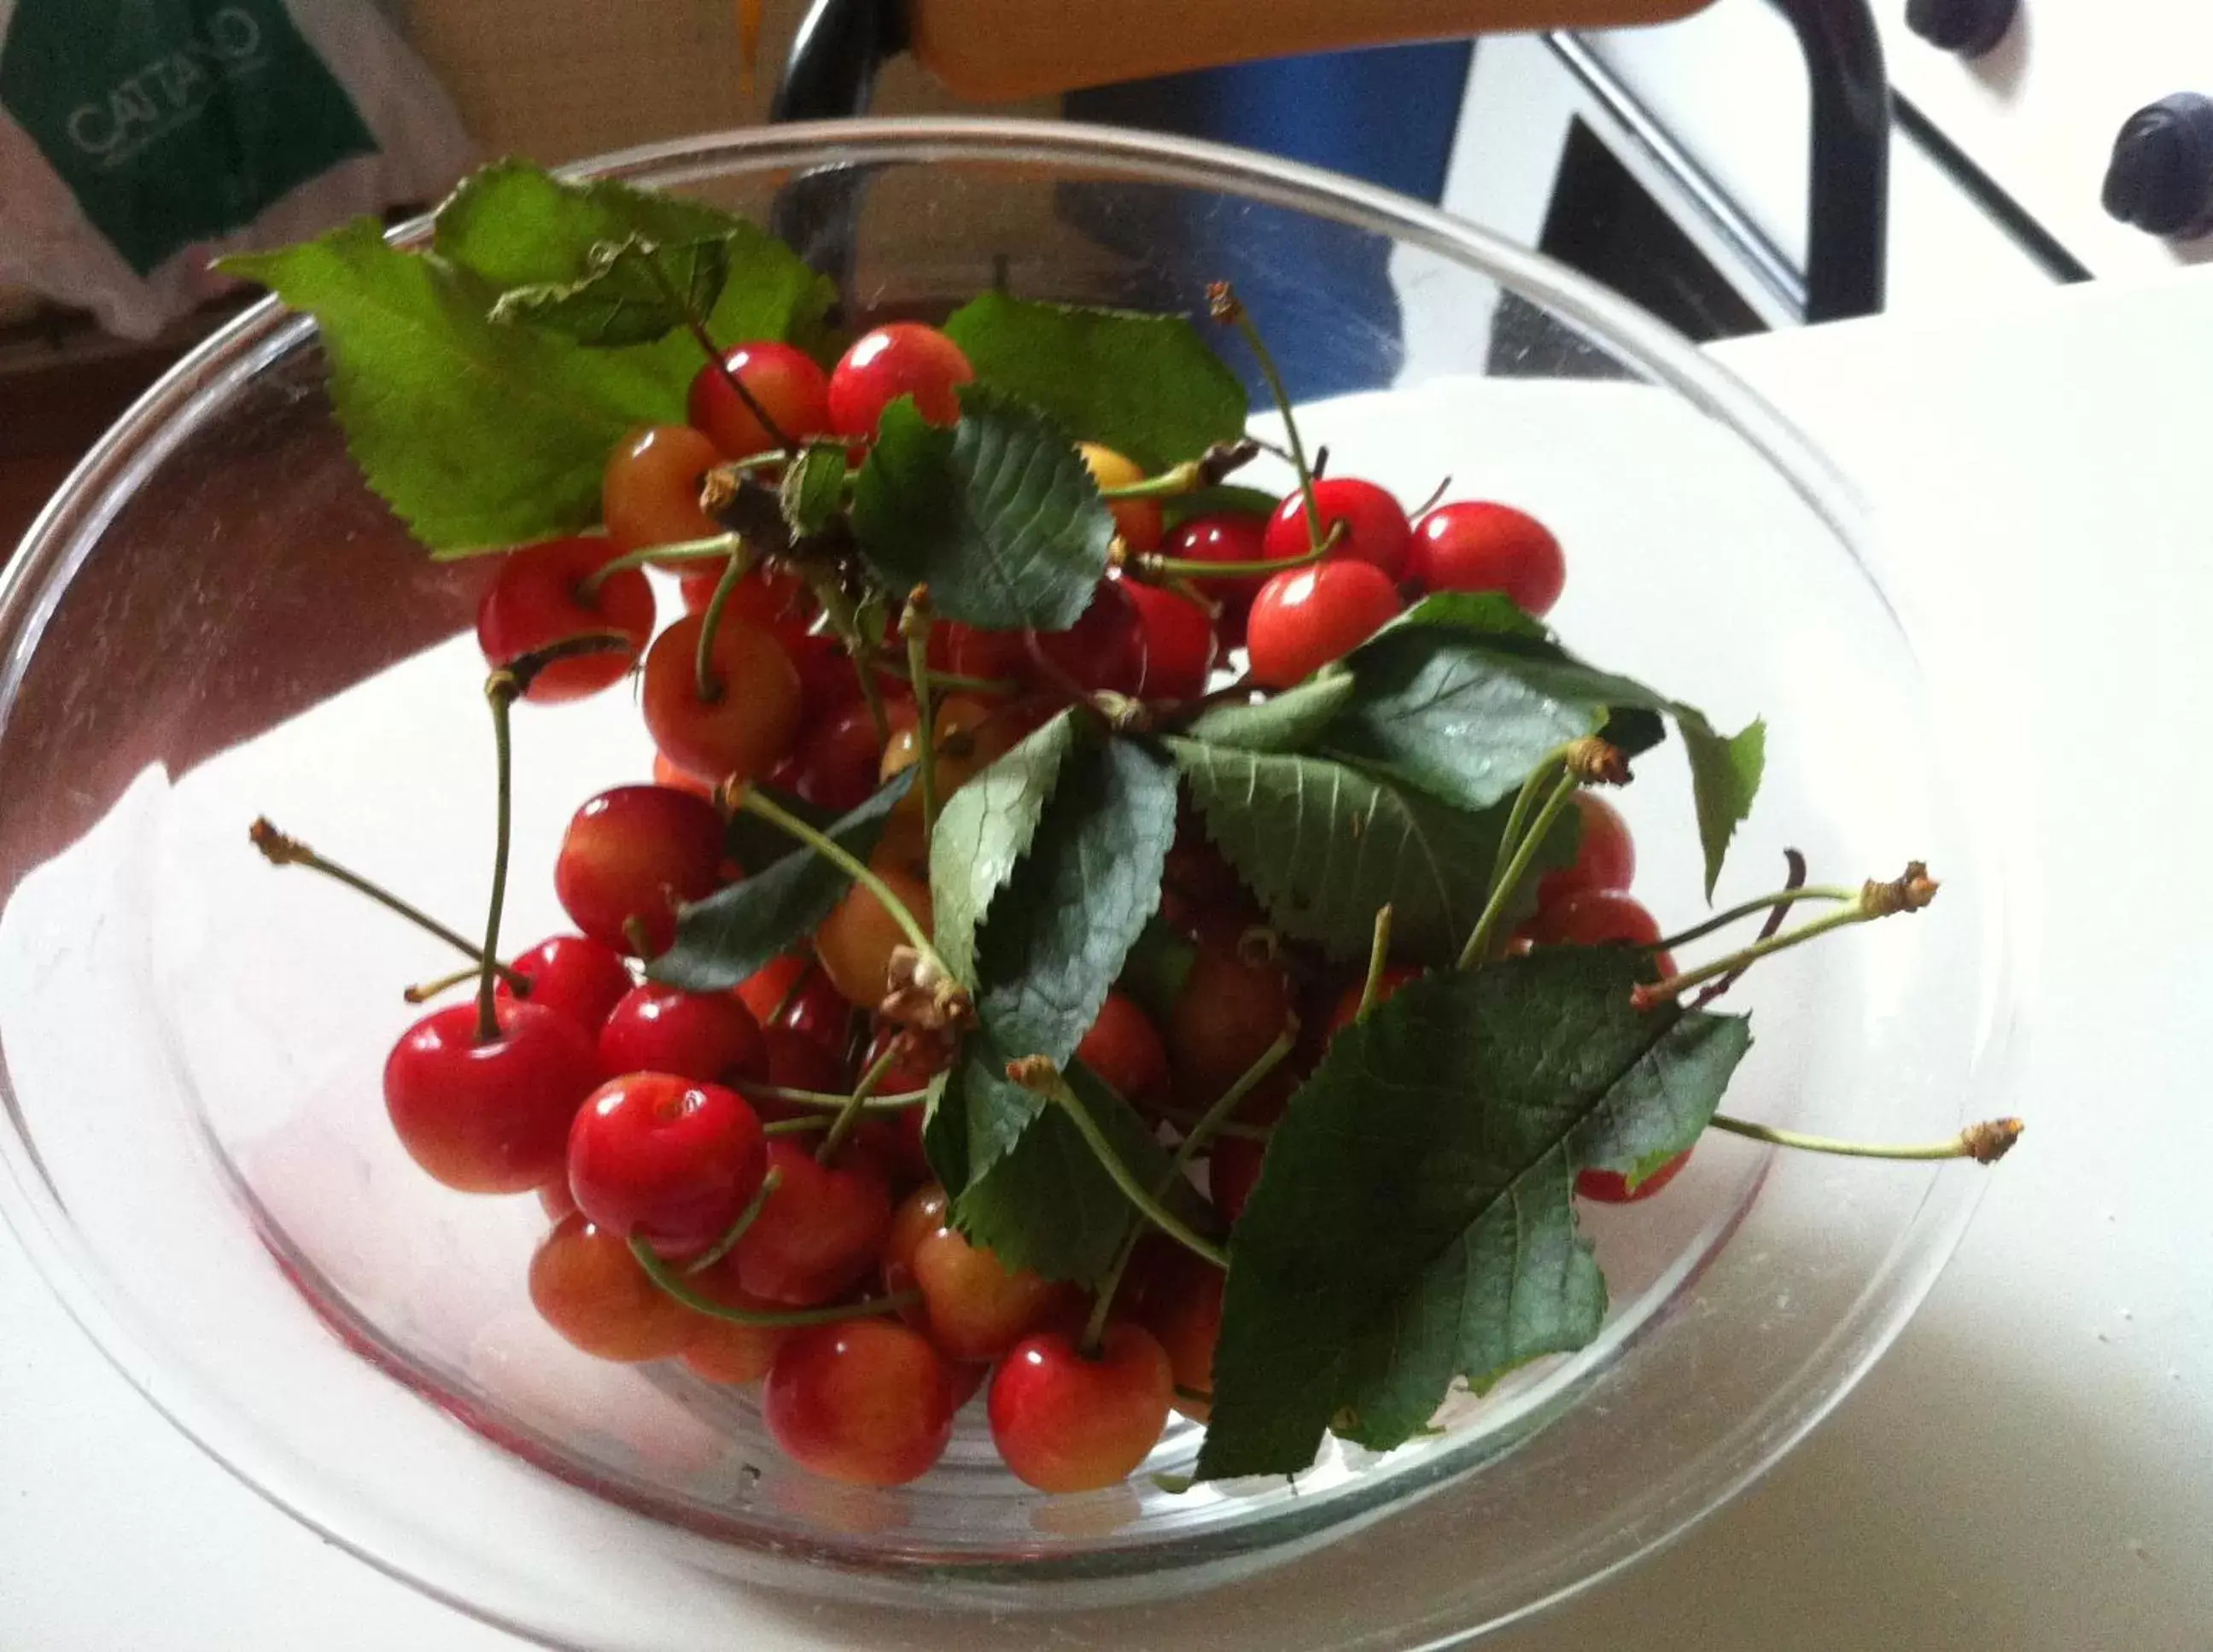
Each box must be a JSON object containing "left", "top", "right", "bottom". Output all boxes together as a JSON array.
[
  {"left": 553, "top": 785, "right": 728, "bottom": 957},
  {"left": 566, "top": 1072, "right": 768, "bottom": 1256},
  {"left": 680, "top": 1258, "right": 798, "bottom": 1382},
  {"left": 727, "top": 1139, "right": 893, "bottom": 1305},
  {"left": 933, "top": 621, "right": 1028, "bottom": 685},
  {"left": 768, "top": 964, "right": 855, "bottom": 1054},
  {"left": 539, "top": 1179, "right": 579, "bottom": 1222},
  {"left": 759, "top": 1027, "right": 848, "bottom": 1110},
  {"left": 597, "top": 984, "right": 766, "bottom": 1086},
  {"left": 1245, "top": 560, "right": 1402, "bottom": 689},
  {"left": 1526, "top": 889, "right": 1674, "bottom": 978},
  {"left": 767, "top": 703, "right": 885, "bottom": 814},
  {"left": 641, "top": 612, "right": 803, "bottom": 785},
  {"left": 1325, "top": 964, "right": 1422, "bottom": 1036},
  {"left": 602, "top": 424, "right": 724, "bottom": 555},
  {"left": 1577, "top": 1147, "right": 1691, "bottom": 1204},
  {"left": 1536, "top": 791, "right": 1637, "bottom": 908},
  {"left": 475, "top": 536, "right": 654, "bottom": 703},
  {"left": 1167, "top": 941, "right": 1293, "bottom": 1112},
  {"left": 528, "top": 1212, "right": 696, "bottom": 1362},
  {"left": 1077, "top": 442, "right": 1163, "bottom": 554},
  {"left": 1410, "top": 500, "right": 1567, "bottom": 616},
  {"left": 382, "top": 1000, "right": 601, "bottom": 1194},
  {"left": 1208, "top": 1134, "right": 1267, "bottom": 1223},
  {"left": 735, "top": 954, "right": 809, "bottom": 1025},
  {"left": 686, "top": 340, "right": 832, "bottom": 459},
  {"left": 503, "top": 934, "right": 634, "bottom": 1032},
  {"left": 764, "top": 1319, "right": 957, "bottom": 1486},
  {"left": 1129, "top": 1242, "right": 1223, "bottom": 1421},
  {"left": 826, "top": 323, "right": 974, "bottom": 439},
  {"left": 651, "top": 751, "right": 717, "bottom": 802},
  {"left": 1033, "top": 583, "right": 1144, "bottom": 697},
  {"left": 1164, "top": 512, "right": 1270, "bottom": 643},
  {"left": 989, "top": 1322, "right": 1175, "bottom": 1493},
  {"left": 1262, "top": 478, "right": 1412, "bottom": 579},
  {"left": 677, "top": 561, "right": 816, "bottom": 645},
  {"left": 786, "top": 631, "right": 865, "bottom": 722},
  {"left": 1121, "top": 578, "right": 1217, "bottom": 701},
  {"left": 1076, "top": 989, "right": 1171, "bottom": 1109}
]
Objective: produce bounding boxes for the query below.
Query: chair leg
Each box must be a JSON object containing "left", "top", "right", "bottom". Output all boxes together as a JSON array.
[{"left": 1769, "top": 0, "right": 1889, "bottom": 320}]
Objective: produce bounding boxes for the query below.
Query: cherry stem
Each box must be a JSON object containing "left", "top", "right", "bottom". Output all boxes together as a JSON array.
[
  {"left": 630, "top": 1237, "right": 916, "bottom": 1326},
  {"left": 900, "top": 587, "right": 938, "bottom": 838},
  {"left": 1148, "top": 1102, "right": 1271, "bottom": 1141},
  {"left": 402, "top": 961, "right": 492, "bottom": 1004},
  {"left": 763, "top": 1115, "right": 832, "bottom": 1134},
  {"left": 1081, "top": 1028, "right": 1293, "bottom": 1351},
  {"left": 692, "top": 540, "right": 759, "bottom": 703},
  {"left": 735, "top": 1080, "right": 932, "bottom": 1112},
  {"left": 1356, "top": 905, "right": 1395, "bottom": 1024},
  {"left": 1691, "top": 849, "right": 1809, "bottom": 1012},
  {"left": 248, "top": 819, "right": 532, "bottom": 993},
  {"left": 1033, "top": 1065, "right": 1229, "bottom": 1273},
  {"left": 1459, "top": 769, "right": 1580, "bottom": 970},
  {"left": 809, "top": 575, "right": 891, "bottom": 747},
  {"left": 576, "top": 532, "right": 739, "bottom": 598},
  {"left": 1210, "top": 282, "right": 1323, "bottom": 555},
  {"left": 818, "top": 1035, "right": 904, "bottom": 1163},
  {"left": 682, "top": 1167, "right": 783, "bottom": 1275},
  {"left": 476, "top": 674, "right": 520, "bottom": 1042},
  {"left": 1099, "top": 460, "right": 1204, "bottom": 501},
  {"left": 1708, "top": 1112, "right": 2023, "bottom": 1165},
  {"left": 629, "top": 245, "right": 797, "bottom": 453},
  {"left": 1654, "top": 879, "right": 1853, "bottom": 953},
  {"left": 869, "top": 657, "right": 1019, "bottom": 697},
  {"left": 1134, "top": 522, "right": 1344, "bottom": 584},
  {"left": 1630, "top": 863, "right": 1939, "bottom": 1011},
  {"left": 733, "top": 785, "right": 950, "bottom": 980}
]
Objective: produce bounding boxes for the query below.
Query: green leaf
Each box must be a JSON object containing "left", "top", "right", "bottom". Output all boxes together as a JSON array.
[
  {"left": 489, "top": 234, "right": 731, "bottom": 347},
  {"left": 780, "top": 438, "right": 852, "bottom": 538},
  {"left": 1161, "top": 483, "right": 1280, "bottom": 529},
  {"left": 720, "top": 781, "right": 835, "bottom": 872},
  {"left": 975, "top": 733, "right": 1178, "bottom": 1064},
  {"left": 1165, "top": 739, "right": 1572, "bottom": 967},
  {"left": 1679, "top": 713, "right": 1766, "bottom": 899},
  {"left": 850, "top": 386, "right": 1115, "bottom": 632},
  {"left": 1184, "top": 673, "right": 1354, "bottom": 753},
  {"left": 1195, "top": 952, "right": 1752, "bottom": 1480},
  {"left": 929, "top": 709, "right": 1080, "bottom": 988},
  {"left": 1117, "top": 915, "right": 1197, "bottom": 1030},
  {"left": 646, "top": 772, "right": 913, "bottom": 992},
  {"left": 941, "top": 291, "right": 1247, "bottom": 472},
  {"left": 220, "top": 221, "right": 667, "bottom": 554}
]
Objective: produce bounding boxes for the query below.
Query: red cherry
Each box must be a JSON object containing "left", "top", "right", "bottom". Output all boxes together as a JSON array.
[
  {"left": 1536, "top": 791, "right": 1637, "bottom": 908},
  {"left": 786, "top": 632, "right": 866, "bottom": 723},
  {"left": 1577, "top": 1147, "right": 1691, "bottom": 1204},
  {"left": 528, "top": 1212, "right": 697, "bottom": 1362},
  {"left": 382, "top": 1001, "right": 601, "bottom": 1194},
  {"left": 597, "top": 984, "right": 766, "bottom": 1086},
  {"left": 1245, "top": 560, "right": 1402, "bottom": 688},
  {"left": 1526, "top": 889, "right": 1674, "bottom": 978},
  {"left": 910, "top": 1222, "right": 1073, "bottom": 1364},
  {"left": 882, "top": 1182, "right": 948, "bottom": 1313},
  {"left": 651, "top": 751, "right": 718, "bottom": 802},
  {"left": 680, "top": 1258, "right": 798, "bottom": 1382},
  {"left": 1033, "top": 583, "right": 1144, "bottom": 698},
  {"left": 766, "top": 703, "right": 884, "bottom": 814},
  {"left": 503, "top": 935, "right": 634, "bottom": 1032},
  {"left": 759, "top": 1026, "right": 849, "bottom": 1109},
  {"left": 1262, "top": 478, "right": 1412, "bottom": 579},
  {"left": 1209, "top": 1135, "right": 1266, "bottom": 1223},
  {"left": 553, "top": 785, "right": 728, "bottom": 957},
  {"left": 566, "top": 1072, "right": 768, "bottom": 1255},
  {"left": 934, "top": 621, "right": 1028, "bottom": 685},
  {"left": 988, "top": 1322, "right": 1174, "bottom": 1492},
  {"left": 727, "top": 1139, "right": 893, "bottom": 1305},
  {"left": 764, "top": 1320, "right": 956, "bottom": 1486},
  {"left": 1128, "top": 1242, "right": 1223, "bottom": 1421},
  {"left": 641, "top": 612, "right": 803, "bottom": 785},
  {"left": 1164, "top": 513, "right": 1270, "bottom": 643},
  {"left": 1410, "top": 501, "right": 1566, "bottom": 616},
  {"left": 1167, "top": 941, "right": 1293, "bottom": 1112},
  {"left": 475, "top": 536, "right": 654, "bottom": 703},
  {"left": 826, "top": 323, "right": 974, "bottom": 440},
  {"left": 1121, "top": 578, "right": 1217, "bottom": 701},
  {"left": 686, "top": 340, "right": 832, "bottom": 459},
  {"left": 1324, "top": 964, "right": 1422, "bottom": 1036},
  {"left": 1076, "top": 990, "right": 1171, "bottom": 1109},
  {"left": 768, "top": 965, "right": 856, "bottom": 1055},
  {"left": 539, "top": 1179, "right": 579, "bottom": 1222},
  {"left": 735, "top": 954, "right": 809, "bottom": 1026},
  {"left": 602, "top": 425, "right": 724, "bottom": 556},
  {"left": 1077, "top": 443, "right": 1163, "bottom": 554},
  {"left": 677, "top": 561, "right": 817, "bottom": 645}
]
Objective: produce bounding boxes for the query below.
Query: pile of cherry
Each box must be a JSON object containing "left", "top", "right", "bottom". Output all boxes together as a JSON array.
[{"left": 375, "top": 318, "right": 1680, "bottom": 1493}]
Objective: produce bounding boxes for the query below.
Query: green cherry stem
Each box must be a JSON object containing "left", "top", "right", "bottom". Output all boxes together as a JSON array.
[
  {"left": 763, "top": 1115, "right": 833, "bottom": 1135},
  {"left": 1356, "top": 905, "right": 1395, "bottom": 1024},
  {"left": 818, "top": 1034, "right": 905, "bottom": 1163},
  {"left": 629, "top": 245, "right": 797, "bottom": 452},
  {"left": 1147, "top": 1103, "right": 1271, "bottom": 1141},
  {"left": 402, "top": 961, "right": 490, "bottom": 1004},
  {"left": 682, "top": 1167, "right": 783, "bottom": 1275},
  {"left": 1098, "top": 461, "right": 1205, "bottom": 500},
  {"left": 736, "top": 1080, "right": 933, "bottom": 1112},
  {"left": 1132, "top": 522, "right": 1346, "bottom": 584},
  {"left": 1209, "top": 281, "right": 1323, "bottom": 555},
  {"left": 1486, "top": 760, "right": 1558, "bottom": 901},
  {"left": 809, "top": 575, "right": 891, "bottom": 748},
  {"left": 576, "top": 532, "right": 740, "bottom": 598},
  {"left": 900, "top": 587, "right": 938, "bottom": 837},
  {"left": 248, "top": 820, "right": 532, "bottom": 994},
  {"left": 631, "top": 1237, "right": 916, "bottom": 1327},
  {"left": 1653, "top": 883, "right": 1856, "bottom": 953},
  {"left": 869, "top": 657, "right": 1021, "bottom": 697},
  {"left": 692, "top": 539, "right": 759, "bottom": 703},
  {"left": 1708, "top": 1112, "right": 2022, "bottom": 1165},
  {"left": 476, "top": 673, "right": 521, "bottom": 1041},
  {"left": 1459, "top": 769, "right": 1580, "bottom": 970}
]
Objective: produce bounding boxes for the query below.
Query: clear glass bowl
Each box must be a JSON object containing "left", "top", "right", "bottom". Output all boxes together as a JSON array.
[{"left": 0, "top": 120, "right": 2013, "bottom": 1649}]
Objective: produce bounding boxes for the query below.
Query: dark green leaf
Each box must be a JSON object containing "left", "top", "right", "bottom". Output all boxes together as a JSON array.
[
  {"left": 850, "top": 386, "right": 1115, "bottom": 632},
  {"left": 1117, "top": 915, "right": 1197, "bottom": 1030},
  {"left": 1165, "top": 739, "right": 1572, "bottom": 966},
  {"left": 1184, "top": 673, "right": 1354, "bottom": 754},
  {"left": 1161, "top": 484, "right": 1280, "bottom": 529},
  {"left": 646, "top": 772, "right": 913, "bottom": 991},
  {"left": 941, "top": 291, "right": 1247, "bottom": 472},
  {"left": 974, "top": 734, "right": 1177, "bottom": 1064},
  {"left": 220, "top": 221, "right": 667, "bottom": 553},
  {"left": 1196, "top": 952, "right": 1752, "bottom": 1480},
  {"left": 780, "top": 438, "right": 852, "bottom": 537},
  {"left": 720, "top": 782, "right": 836, "bottom": 871},
  {"left": 489, "top": 234, "right": 731, "bottom": 347},
  {"left": 1680, "top": 713, "right": 1766, "bottom": 899},
  {"left": 929, "top": 709, "right": 1080, "bottom": 988}
]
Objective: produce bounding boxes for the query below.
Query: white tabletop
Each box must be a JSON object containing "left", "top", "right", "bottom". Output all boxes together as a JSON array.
[{"left": 6, "top": 271, "right": 2211, "bottom": 1650}]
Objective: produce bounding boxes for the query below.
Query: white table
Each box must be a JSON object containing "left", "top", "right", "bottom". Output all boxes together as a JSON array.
[{"left": 5, "top": 271, "right": 2210, "bottom": 1650}]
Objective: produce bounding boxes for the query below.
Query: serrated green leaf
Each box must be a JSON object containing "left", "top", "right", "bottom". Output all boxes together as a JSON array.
[
  {"left": 1679, "top": 713, "right": 1766, "bottom": 899},
  {"left": 1118, "top": 915, "right": 1197, "bottom": 1029},
  {"left": 1160, "top": 483, "right": 1280, "bottom": 530},
  {"left": 646, "top": 772, "right": 913, "bottom": 992},
  {"left": 850, "top": 386, "right": 1115, "bottom": 631},
  {"left": 1196, "top": 952, "right": 1752, "bottom": 1480},
  {"left": 941, "top": 291, "right": 1247, "bottom": 472},
  {"left": 490, "top": 234, "right": 731, "bottom": 347},
  {"left": 974, "top": 734, "right": 1178, "bottom": 1064},
  {"left": 1165, "top": 740, "right": 1572, "bottom": 966},
  {"left": 780, "top": 438, "right": 852, "bottom": 537},
  {"left": 930, "top": 709, "right": 1080, "bottom": 988},
  {"left": 1184, "top": 673, "right": 1354, "bottom": 753}
]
